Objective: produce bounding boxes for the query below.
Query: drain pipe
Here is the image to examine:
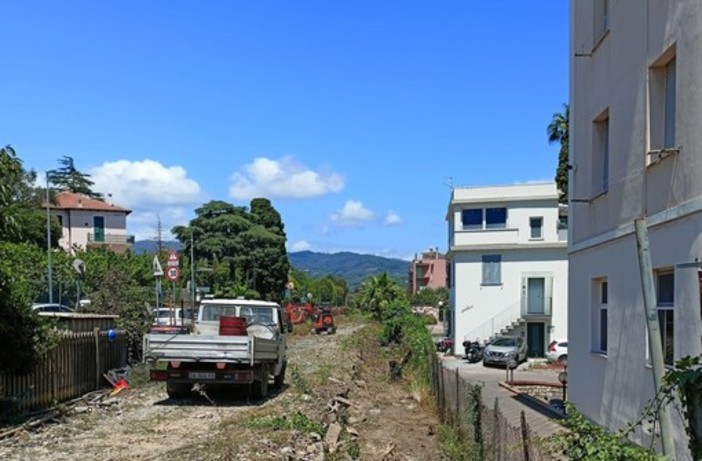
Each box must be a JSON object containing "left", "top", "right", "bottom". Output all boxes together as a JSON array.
[{"left": 634, "top": 218, "right": 675, "bottom": 458}]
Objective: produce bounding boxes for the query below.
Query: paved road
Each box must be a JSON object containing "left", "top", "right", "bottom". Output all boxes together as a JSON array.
[{"left": 441, "top": 355, "right": 566, "bottom": 438}]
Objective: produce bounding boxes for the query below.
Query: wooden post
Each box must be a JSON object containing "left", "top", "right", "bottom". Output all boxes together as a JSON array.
[
  {"left": 493, "top": 398, "right": 500, "bottom": 461},
  {"left": 455, "top": 368, "right": 460, "bottom": 427},
  {"left": 520, "top": 410, "right": 530, "bottom": 461},
  {"left": 93, "top": 327, "right": 101, "bottom": 389}
]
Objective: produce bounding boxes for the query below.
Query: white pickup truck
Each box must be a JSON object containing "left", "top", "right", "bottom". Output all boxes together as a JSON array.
[{"left": 143, "top": 298, "right": 289, "bottom": 399}]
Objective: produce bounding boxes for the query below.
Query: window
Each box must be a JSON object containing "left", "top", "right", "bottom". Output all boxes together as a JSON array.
[
  {"left": 481, "top": 255, "right": 501, "bottom": 285},
  {"left": 649, "top": 50, "right": 677, "bottom": 153},
  {"left": 461, "top": 207, "right": 507, "bottom": 230},
  {"left": 592, "top": 112, "right": 609, "bottom": 196},
  {"left": 592, "top": 278, "right": 608, "bottom": 353},
  {"left": 664, "top": 58, "right": 676, "bottom": 148},
  {"left": 530, "top": 217, "right": 543, "bottom": 239},
  {"left": 600, "top": 281, "right": 608, "bottom": 352},
  {"left": 656, "top": 270, "right": 674, "bottom": 365},
  {"left": 593, "top": 0, "right": 609, "bottom": 44},
  {"left": 461, "top": 209, "right": 482, "bottom": 230},
  {"left": 485, "top": 208, "right": 507, "bottom": 229}
]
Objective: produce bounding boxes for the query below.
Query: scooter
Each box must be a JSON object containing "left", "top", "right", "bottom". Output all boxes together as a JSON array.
[{"left": 463, "top": 340, "right": 484, "bottom": 363}]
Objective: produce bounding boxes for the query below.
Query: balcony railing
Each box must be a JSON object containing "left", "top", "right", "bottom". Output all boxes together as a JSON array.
[{"left": 88, "top": 233, "right": 135, "bottom": 245}]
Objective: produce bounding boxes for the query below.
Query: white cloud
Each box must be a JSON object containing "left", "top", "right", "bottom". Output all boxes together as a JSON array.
[
  {"left": 89, "top": 159, "right": 203, "bottom": 208},
  {"left": 290, "top": 240, "right": 312, "bottom": 252},
  {"left": 384, "top": 211, "right": 402, "bottom": 226},
  {"left": 229, "top": 156, "right": 344, "bottom": 200},
  {"left": 330, "top": 200, "right": 374, "bottom": 227},
  {"left": 88, "top": 159, "right": 204, "bottom": 241}
]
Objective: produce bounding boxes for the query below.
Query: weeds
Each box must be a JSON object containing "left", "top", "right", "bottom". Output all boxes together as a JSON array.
[
  {"left": 438, "top": 424, "right": 472, "bottom": 460},
  {"left": 289, "top": 364, "right": 311, "bottom": 394},
  {"left": 247, "top": 411, "right": 324, "bottom": 434}
]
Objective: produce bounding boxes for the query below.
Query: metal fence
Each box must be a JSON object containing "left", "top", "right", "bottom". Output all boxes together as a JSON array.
[
  {"left": 430, "top": 355, "right": 555, "bottom": 461},
  {"left": 0, "top": 330, "right": 127, "bottom": 412}
]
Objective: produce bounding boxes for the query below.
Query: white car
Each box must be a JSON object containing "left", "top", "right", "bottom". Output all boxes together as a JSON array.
[
  {"left": 32, "top": 303, "right": 73, "bottom": 313},
  {"left": 546, "top": 338, "right": 568, "bottom": 362}
]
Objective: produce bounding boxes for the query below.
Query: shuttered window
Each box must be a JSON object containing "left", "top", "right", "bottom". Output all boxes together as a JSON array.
[
  {"left": 664, "top": 58, "right": 676, "bottom": 148},
  {"left": 481, "top": 255, "right": 501, "bottom": 285}
]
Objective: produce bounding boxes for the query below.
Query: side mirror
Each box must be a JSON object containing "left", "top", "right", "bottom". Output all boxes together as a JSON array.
[{"left": 286, "top": 322, "right": 293, "bottom": 333}]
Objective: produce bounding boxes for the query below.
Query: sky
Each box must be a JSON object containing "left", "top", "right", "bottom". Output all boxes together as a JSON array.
[{"left": 2, "top": 1, "right": 569, "bottom": 260}]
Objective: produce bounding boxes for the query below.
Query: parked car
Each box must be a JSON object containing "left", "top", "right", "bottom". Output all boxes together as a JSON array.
[
  {"left": 482, "top": 336, "right": 527, "bottom": 367},
  {"left": 546, "top": 338, "right": 568, "bottom": 362},
  {"left": 32, "top": 303, "right": 73, "bottom": 313}
]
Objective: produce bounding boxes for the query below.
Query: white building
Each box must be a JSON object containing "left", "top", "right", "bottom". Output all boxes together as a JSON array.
[
  {"left": 446, "top": 183, "right": 568, "bottom": 357},
  {"left": 49, "top": 191, "right": 133, "bottom": 254},
  {"left": 569, "top": 1, "right": 701, "bottom": 457}
]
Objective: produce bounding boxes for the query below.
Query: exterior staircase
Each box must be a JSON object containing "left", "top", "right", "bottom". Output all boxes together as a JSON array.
[{"left": 463, "top": 299, "right": 524, "bottom": 344}]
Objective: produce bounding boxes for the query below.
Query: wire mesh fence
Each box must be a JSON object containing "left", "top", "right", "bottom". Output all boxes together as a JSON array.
[{"left": 430, "top": 354, "right": 556, "bottom": 460}]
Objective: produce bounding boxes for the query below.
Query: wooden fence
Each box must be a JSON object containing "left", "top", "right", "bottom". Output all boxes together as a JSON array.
[
  {"left": 430, "top": 354, "right": 556, "bottom": 460},
  {"left": 0, "top": 329, "right": 127, "bottom": 412}
]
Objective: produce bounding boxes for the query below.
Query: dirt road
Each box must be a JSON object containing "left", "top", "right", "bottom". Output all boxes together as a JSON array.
[{"left": 0, "top": 323, "right": 443, "bottom": 460}]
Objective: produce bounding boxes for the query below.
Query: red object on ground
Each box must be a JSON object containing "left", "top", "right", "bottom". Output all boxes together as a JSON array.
[
  {"left": 219, "top": 316, "right": 247, "bottom": 336},
  {"left": 113, "top": 379, "right": 129, "bottom": 391}
]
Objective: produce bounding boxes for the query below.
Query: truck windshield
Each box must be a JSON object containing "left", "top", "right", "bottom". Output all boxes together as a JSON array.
[
  {"left": 240, "top": 306, "right": 274, "bottom": 324},
  {"left": 201, "top": 305, "right": 238, "bottom": 321}
]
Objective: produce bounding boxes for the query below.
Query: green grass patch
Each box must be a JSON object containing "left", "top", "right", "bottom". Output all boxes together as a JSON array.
[
  {"left": 438, "top": 424, "right": 473, "bottom": 460},
  {"left": 247, "top": 411, "right": 324, "bottom": 434}
]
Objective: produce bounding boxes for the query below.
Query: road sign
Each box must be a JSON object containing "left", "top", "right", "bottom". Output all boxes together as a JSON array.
[
  {"left": 152, "top": 256, "right": 164, "bottom": 277},
  {"left": 166, "top": 266, "right": 180, "bottom": 282},
  {"left": 167, "top": 249, "right": 179, "bottom": 267}
]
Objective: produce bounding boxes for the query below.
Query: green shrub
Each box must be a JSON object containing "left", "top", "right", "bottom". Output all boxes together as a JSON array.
[
  {"left": 547, "top": 404, "right": 659, "bottom": 461},
  {"left": 247, "top": 411, "right": 324, "bottom": 434}
]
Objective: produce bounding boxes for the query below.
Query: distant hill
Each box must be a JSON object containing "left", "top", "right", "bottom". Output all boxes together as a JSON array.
[
  {"left": 132, "top": 239, "right": 182, "bottom": 255},
  {"left": 288, "top": 251, "right": 409, "bottom": 289}
]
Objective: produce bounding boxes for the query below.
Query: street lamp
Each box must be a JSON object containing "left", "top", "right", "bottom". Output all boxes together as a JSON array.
[{"left": 45, "top": 172, "right": 53, "bottom": 303}]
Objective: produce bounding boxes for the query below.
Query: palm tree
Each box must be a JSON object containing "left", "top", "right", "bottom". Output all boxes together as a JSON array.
[
  {"left": 548, "top": 104, "right": 569, "bottom": 204},
  {"left": 358, "top": 273, "right": 406, "bottom": 320}
]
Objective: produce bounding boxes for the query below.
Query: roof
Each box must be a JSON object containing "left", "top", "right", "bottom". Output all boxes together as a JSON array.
[
  {"left": 200, "top": 299, "right": 281, "bottom": 307},
  {"left": 49, "top": 191, "right": 131, "bottom": 214}
]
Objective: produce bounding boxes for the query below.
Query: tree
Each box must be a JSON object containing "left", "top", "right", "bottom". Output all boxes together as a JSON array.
[
  {"left": 172, "top": 199, "right": 290, "bottom": 301},
  {"left": 49, "top": 156, "right": 103, "bottom": 200},
  {"left": 0, "top": 145, "right": 60, "bottom": 248},
  {"left": 548, "top": 104, "right": 569, "bottom": 204},
  {"left": 358, "top": 272, "right": 407, "bottom": 320}
]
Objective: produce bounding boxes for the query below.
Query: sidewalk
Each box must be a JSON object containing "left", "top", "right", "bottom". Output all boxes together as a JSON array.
[{"left": 441, "top": 356, "right": 566, "bottom": 439}]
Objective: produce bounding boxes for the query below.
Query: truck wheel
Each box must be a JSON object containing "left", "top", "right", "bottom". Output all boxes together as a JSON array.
[
  {"left": 326, "top": 326, "right": 334, "bottom": 334},
  {"left": 166, "top": 382, "right": 191, "bottom": 399},
  {"left": 272, "top": 361, "right": 287, "bottom": 389},
  {"left": 251, "top": 377, "right": 269, "bottom": 400}
]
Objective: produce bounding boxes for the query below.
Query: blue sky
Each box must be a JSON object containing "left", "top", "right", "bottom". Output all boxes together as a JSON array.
[{"left": 3, "top": 1, "right": 569, "bottom": 259}]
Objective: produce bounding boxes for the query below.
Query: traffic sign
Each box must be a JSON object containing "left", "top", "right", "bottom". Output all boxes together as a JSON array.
[
  {"left": 166, "top": 266, "right": 180, "bottom": 282},
  {"left": 152, "top": 256, "right": 164, "bottom": 277},
  {"left": 167, "top": 249, "right": 179, "bottom": 267}
]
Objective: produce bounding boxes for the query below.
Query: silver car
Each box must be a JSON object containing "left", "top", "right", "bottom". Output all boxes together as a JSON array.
[{"left": 482, "top": 336, "right": 527, "bottom": 367}]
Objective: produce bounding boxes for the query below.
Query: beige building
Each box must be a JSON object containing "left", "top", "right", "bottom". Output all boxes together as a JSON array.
[
  {"left": 49, "top": 191, "right": 133, "bottom": 254},
  {"left": 569, "top": 1, "right": 702, "bottom": 457}
]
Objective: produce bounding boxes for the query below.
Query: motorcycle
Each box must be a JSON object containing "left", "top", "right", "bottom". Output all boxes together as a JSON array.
[{"left": 463, "top": 339, "right": 484, "bottom": 363}]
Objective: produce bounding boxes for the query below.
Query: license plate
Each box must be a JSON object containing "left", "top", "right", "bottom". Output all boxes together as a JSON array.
[{"left": 189, "top": 372, "right": 215, "bottom": 380}]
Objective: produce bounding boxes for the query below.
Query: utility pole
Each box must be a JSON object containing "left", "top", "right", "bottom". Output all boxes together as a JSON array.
[
  {"left": 45, "top": 172, "right": 53, "bottom": 303},
  {"left": 634, "top": 219, "right": 675, "bottom": 457},
  {"left": 156, "top": 215, "right": 163, "bottom": 255},
  {"left": 190, "top": 227, "right": 196, "bottom": 319}
]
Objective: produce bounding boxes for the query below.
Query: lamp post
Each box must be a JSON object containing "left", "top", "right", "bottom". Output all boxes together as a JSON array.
[
  {"left": 190, "top": 227, "right": 196, "bottom": 317},
  {"left": 558, "top": 360, "right": 568, "bottom": 414},
  {"left": 45, "top": 172, "right": 53, "bottom": 303}
]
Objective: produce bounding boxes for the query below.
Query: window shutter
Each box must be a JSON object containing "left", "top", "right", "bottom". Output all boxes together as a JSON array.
[{"left": 664, "top": 58, "right": 676, "bottom": 148}]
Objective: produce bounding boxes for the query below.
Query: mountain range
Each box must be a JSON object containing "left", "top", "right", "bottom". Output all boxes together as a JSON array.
[{"left": 132, "top": 241, "right": 409, "bottom": 289}]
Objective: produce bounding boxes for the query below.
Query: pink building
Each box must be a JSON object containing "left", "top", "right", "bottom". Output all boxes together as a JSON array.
[{"left": 408, "top": 248, "right": 447, "bottom": 295}]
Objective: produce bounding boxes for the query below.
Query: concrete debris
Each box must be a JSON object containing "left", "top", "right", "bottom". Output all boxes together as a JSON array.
[{"left": 325, "top": 422, "right": 342, "bottom": 451}]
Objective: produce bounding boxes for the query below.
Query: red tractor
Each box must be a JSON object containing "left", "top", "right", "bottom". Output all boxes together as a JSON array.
[{"left": 312, "top": 305, "right": 336, "bottom": 335}]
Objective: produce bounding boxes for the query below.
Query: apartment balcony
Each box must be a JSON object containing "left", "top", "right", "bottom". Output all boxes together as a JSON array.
[{"left": 88, "top": 233, "right": 135, "bottom": 244}]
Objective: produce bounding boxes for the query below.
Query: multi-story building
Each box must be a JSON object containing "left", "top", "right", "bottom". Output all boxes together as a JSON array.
[
  {"left": 49, "top": 191, "right": 134, "bottom": 254},
  {"left": 569, "top": 1, "right": 701, "bottom": 457},
  {"left": 408, "top": 248, "right": 447, "bottom": 295},
  {"left": 446, "top": 183, "right": 568, "bottom": 357}
]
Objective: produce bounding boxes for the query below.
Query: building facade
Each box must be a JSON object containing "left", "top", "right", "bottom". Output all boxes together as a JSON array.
[
  {"left": 408, "top": 248, "right": 447, "bottom": 295},
  {"left": 569, "top": 1, "right": 702, "bottom": 457},
  {"left": 50, "top": 192, "right": 133, "bottom": 254},
  {"left": 446, "top": 183, "right": 568, "bottom": 357}
]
